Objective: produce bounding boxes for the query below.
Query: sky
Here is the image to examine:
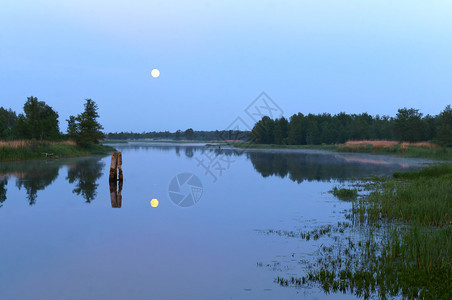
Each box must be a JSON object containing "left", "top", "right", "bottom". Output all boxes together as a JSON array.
[{"left": 1, "top": 0, "right": 452, "bottom": 133}]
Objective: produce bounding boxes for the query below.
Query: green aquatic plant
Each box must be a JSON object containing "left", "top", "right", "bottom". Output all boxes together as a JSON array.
[
  {"left": 329, "top": 187, "right": 358, "bottom": 200},
  {"left": 275, "top": 164, "right": 452, "bottom": 299}
]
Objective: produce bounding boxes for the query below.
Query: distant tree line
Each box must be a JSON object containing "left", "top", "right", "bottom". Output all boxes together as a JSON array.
[
  {"left": 106, "top": 128, "right": 251, "bottom": 141},
  {"left": 251, "top": 106, "right": 452, "bottom": 146},
  {"left": 0, "top": 96, "right": 104, "bottom": 146}
]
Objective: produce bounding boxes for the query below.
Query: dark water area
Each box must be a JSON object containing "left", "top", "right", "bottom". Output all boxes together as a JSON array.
[{"left": 0, "top": 143, "right": 429, "bottom": 299}]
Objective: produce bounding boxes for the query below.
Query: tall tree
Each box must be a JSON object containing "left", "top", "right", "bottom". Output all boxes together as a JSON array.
[
  {"left": 66, "top": 115, "right": 78, "bottom": 140},
  {"left": 252, "top": 116, "right": 275, "bottom": 144},
  {"left": 287, "top": 113, "right": 305, "bottom": 145},
  {"left": 0, "top": 107, "right": 17, "bottom": 139},
  {"left": 273, "top": 117, "right": 289, "bottom": 144},
  {"left": 436, "top": 105, "right": 452, "bottom": 146},
  {"left": 393, "top": 108, "right": 424, "bottom": 142},
  {"left": 74, "top": 99, "right": 104, "bottom": 146},
  {"left": 184, "top": 128, "right": 194, "bottom": 140},
  {"left": 13, "top": 96, "right": 60, "bottom": 140}
]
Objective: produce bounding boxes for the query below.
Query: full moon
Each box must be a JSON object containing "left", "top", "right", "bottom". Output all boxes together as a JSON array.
[
  {"left": 150, "top": 198, "right": 159, "bottom": 207},
  {"left": 151, "top": 69, "right": 160, "bottom": 78}
]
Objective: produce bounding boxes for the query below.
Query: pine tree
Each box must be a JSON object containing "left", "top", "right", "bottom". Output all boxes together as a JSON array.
[{"left": 70, "top": 99, "right": 105, "bottom": 146}]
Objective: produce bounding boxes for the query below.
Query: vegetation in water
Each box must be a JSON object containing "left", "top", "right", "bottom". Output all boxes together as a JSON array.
[
  {"left": 329, "top": 187, "right": 358, "bottom": 200},
  {"left": 271, "top": 164, "right": 452, "bottom": 299}
]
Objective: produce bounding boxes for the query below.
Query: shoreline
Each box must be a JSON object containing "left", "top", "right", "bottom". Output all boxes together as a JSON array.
[
  {"left": 0, "top": 141, "right": 116, "bottom": 162},
  {"left": 101, "top": 139, "right": 452, "bottom": 161},
  {"left": 230, "top": 142, "right": 452, "bottom": 161}
]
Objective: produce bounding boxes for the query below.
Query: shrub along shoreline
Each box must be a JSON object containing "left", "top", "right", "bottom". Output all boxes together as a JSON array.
[{"left": 0, "top": 140, "right": 115, "bottom": 162}]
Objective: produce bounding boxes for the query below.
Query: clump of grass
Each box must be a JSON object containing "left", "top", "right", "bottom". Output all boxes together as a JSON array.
[{"left": 329, "top": 186, "right": 358, "bottom": 200}]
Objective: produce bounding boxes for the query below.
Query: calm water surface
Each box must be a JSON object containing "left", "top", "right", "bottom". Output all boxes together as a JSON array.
[{"left": 0, "top": 143, "right": 430, "bottom": 300}]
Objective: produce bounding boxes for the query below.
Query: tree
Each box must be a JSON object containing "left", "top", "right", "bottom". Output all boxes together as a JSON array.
[
  {"left": 66, "top": 115, "right": 78, "bottom": 140},
  {"left": 13, "top": 96, "right": 60, "bottom": 140},
  {"left": 436, "top": 105, "right": 452, "bottom": 146},
  {"left": 175, "top": 130, "right": 181, "bottom": 140},
  {"left": 273, "top": 117, "right": 289, "bottom": 144},
  {"left": 393, "top": 108, "right": 424, "bottom": 142},
  {"left": 69, "top": 99, "right": 104, "bottom": 146},
  {"left": 251, "top": 116, "right": 275, "bottom": 144},
  {"left": 184, "top": 128, "right": 194, "bottom": 140},
  {"left": 0, "top": 107, "right": 17, "bottom": 139}
]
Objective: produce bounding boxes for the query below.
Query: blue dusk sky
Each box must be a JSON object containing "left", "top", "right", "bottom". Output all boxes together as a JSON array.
[{"left": 1, "top": 0, "right": 451, "bottom": 132}]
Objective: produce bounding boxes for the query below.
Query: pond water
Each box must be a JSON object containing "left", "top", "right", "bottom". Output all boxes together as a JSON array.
[{"left": 0, "top": 143, "right": 430, "bottom": 300}]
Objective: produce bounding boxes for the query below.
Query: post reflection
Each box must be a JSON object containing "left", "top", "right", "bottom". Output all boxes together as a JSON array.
[{"left": 109, "top": 180, "right": 123, "bottom": 208}]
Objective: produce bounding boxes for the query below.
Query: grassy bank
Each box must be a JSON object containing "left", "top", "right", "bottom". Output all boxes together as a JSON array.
[
  {"left": 313, "top": 164, "right": 451, "bottom": 298},
  {"left": 275, "top": 164, "right": 452, "bottom": 298},
  {"left": 231, "top": 141, "right": 452, "bottom": 160},
  {"left": 0, "top": 140, "right": 116, "bottom": 161}
]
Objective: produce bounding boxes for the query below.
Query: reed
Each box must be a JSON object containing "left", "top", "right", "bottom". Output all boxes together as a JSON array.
[
  {"left": 279, "top": 164, "right": 452, "bottom": 298},
  {"left": 0, "top": 140, "right": 114, "bottom": 161}
]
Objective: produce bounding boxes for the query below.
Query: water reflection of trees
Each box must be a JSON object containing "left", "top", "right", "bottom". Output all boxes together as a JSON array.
[
  {"left": 66, "top": 157, "right": 105, "bottom": 203},
  {"left": 16, "top": 165, "right": 60, "bottom": 205},
  {"left": 0, "top": 156, "right": 105, "bottom": 206},
  {"left": 1, "top": 161, "right": 62, "bottom": 205},
  {"left": 0, "top": 177, "right": 7, "bottom": 207},
  {"left": 248, "top": 151, "right": 413, "bottom": 182},
  {"left": 113, "top": 144, "right": 207, "bottom": 158}
]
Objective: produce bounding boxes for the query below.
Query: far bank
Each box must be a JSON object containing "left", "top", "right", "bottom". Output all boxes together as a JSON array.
[{"left": 230, "top": 141, "right": 452, "bottom": 161}]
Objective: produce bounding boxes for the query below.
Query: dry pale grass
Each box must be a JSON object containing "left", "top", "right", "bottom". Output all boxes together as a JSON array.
[
  {"left": 341, "top": 140, "right": 441, "bottom": 151},
  {"left": 0, "top": 139, "right": 76, "bottom": 148},
  {"left": 401, "top": 141, "right": 441, "bottom": 149},
  {"left": 345, "top": 140, "right": 399, "bottom": 147},
  {"left": 0, "top": 140, "right": 31, "bottom": 148}
]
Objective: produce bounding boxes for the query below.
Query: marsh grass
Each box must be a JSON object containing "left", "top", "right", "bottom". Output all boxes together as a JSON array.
[
  {"left": 356, "top": 166, "right": 452, "bottom": 226},
  {"left": 0, "top": 140, "right": 115, "bottom": 161},
  {"left": 329, "top": 187, "right": 358, "bottom": 200},
  {"left": 276, "top": 164, "right": 452, "bottom": 299}
]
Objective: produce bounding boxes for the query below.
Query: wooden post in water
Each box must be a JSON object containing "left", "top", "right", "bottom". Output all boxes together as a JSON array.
[
  {"left": 117, "top": 152, "right": 123, "bottom": 181},
  {"left": 109, "top": 152, "right": 123, "bottom": 182},
  {"left": 109, "top": 152, "right": 123, "bottom": 208}
]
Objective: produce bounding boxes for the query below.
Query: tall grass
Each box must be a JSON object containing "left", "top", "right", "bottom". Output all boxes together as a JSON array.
[
  {"left": 353, "top": 165, "right": 452, "bottom": 226},
  {"left": 0, "top": 140, "right": 76, "bottom": 148},
  {"left": 0, "top": 140, "right": 114, "bottom": 161},
  {"left": 291, "top": 164, "right": 452, "bottom": 298}
]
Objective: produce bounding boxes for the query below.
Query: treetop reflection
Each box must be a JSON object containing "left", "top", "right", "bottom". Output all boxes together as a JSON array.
[{"left": 0, "top": 156, "right": 105, "bottom": 206}]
